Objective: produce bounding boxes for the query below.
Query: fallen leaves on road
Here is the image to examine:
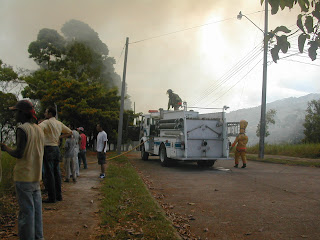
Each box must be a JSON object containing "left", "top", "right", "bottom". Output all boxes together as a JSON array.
[
  {"left": 139, "top": 175, "right": 200, "bottom": 239},
  {"left": 0, "top": 194, "right": 18, "bottom": 240}
]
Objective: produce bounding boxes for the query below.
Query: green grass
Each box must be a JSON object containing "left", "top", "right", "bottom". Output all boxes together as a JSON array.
[
  {"left": 98, "top": 153, "right": 179, "bottom": 240},
  {"left": 246, "top": 143, "right": 320, "bottom": 158},
  {"left": 245, "top": 154, "right": 320, "bottom": 167},
  {"left": 0, "top": 152, "right": 17, "bottom": 224},
  {"left": 0, "top": 152, "right": 16, "bottom": 195}
]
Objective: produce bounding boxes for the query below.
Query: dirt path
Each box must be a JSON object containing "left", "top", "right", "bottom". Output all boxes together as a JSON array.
[{"left": 8, "top": 154, "right": 102, "bottom": 240}]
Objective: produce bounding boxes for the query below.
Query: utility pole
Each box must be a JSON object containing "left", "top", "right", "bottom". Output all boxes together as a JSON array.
[
  {"left": 117, "top": 37, "right": 129, "bottom": 154},
  {"left": 259, "top": 0, "right": 268, "bottom": 159}
]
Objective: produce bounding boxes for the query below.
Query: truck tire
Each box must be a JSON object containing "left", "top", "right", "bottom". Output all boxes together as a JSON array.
[
  {"left": 141, "top": 144, "right": 149, "bottom": 161},
  {"left": 197, "top": 160, "right": 215, "bottom": 168},
  {"left": 159, "top": 144, "right": 169, "bottom": 167}
]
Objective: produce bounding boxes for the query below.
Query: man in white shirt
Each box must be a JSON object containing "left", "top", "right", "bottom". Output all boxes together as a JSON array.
[{"left": 96, "top": 124, "right": 108, "bottom": 178}]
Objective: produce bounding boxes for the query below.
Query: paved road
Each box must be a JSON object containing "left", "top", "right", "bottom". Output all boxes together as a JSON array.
[{"left": 130, "top": 153, "right": 320, "bottom": 240}]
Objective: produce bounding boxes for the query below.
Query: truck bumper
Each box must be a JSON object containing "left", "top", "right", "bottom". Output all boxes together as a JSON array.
[{"left": 174, "top": 157, "right": 233, "bottom": 161}]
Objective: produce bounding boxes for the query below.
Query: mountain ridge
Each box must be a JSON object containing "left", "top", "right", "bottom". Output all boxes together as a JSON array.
[{"left": 226, "top": 93, "right": 320, "bottom": 145}]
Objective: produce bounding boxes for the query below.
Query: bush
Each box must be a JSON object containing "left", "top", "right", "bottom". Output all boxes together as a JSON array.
[
  {"left": 0, "top": 152, "right": 17, "bottom": 223},
  {"left": 0, "top": 152, "right": 16, "bottom": 196}
]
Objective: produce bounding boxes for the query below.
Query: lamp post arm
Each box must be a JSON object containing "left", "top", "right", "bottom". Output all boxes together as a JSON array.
[{"left": 243, "top": 15, "right": 264, "bottom": 34}]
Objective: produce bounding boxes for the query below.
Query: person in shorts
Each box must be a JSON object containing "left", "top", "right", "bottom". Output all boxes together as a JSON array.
[{"left": 96, "top": 124, "right": 108, "bottom": 178}]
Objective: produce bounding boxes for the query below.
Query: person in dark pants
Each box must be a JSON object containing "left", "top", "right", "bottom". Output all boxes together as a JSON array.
[
  {"left": 39, "top": 106, "right": 72, "bottom": 203},
  {"left": 167, "top": 89, "right": 182, "bottom": 110},
  {"left": 1, "top": 100, "right": 45, "bottom": 240},
  {"left": 96, "top": 124, "right": 108, "bottom": 178},
  {"left": 77, "top": 127, "right": 87, "bottom": 169}
]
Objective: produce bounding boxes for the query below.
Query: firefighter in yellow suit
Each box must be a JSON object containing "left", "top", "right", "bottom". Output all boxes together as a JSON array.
[{"left": 231, "top": 120, "right": 248, "bottom": 168}]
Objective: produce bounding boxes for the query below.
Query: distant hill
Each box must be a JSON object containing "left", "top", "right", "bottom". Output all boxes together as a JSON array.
[{"left": 226, "top": 93, "right": 320, "bottom": 146}]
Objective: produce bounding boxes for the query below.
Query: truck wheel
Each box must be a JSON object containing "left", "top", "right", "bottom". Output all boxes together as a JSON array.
[
  {"left": 159, "top": 145, "right": 169, "bottom": 167},
  {"left": 141, "top": 144, "right": 149, "bottom": 161},
  {"left": 197, "top": 160, "right": 215, "bottom": 167}
]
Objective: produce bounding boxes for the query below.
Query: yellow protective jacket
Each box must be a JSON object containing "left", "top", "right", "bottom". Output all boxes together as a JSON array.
[{"left": 232, "top": 133, "right": 248, "bottom": 151}]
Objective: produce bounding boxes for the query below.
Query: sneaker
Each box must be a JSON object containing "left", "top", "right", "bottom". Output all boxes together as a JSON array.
[
  {"left": 241, "top": 164, "right": 247, "bottom": 168},
  {"left": 234, "top": 164, "right": 238, "bottom": 168},
  {"left": 64, "top": 179, "right": 69, "bottom": 182},
  {"left": 99, "top": 173, "right": 105, "bottom": 179}
]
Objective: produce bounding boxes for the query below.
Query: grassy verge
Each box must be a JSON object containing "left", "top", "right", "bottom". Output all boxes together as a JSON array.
[
  {"left": 246, "top": 143, "right": 320, "bottom": 158},
  {"left": 0, "top": 152, "right": 18, "bottom": 227},
  {"left": 245, "top": 154, "right": 320, "bottom": 167},
  {"left": 97, "top": 153, "right": 179, "bottom": 240}
]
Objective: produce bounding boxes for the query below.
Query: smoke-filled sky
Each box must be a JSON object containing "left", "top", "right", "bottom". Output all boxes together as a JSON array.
[{"left": 1, "top": 0, "right": 319, "bottom": 115}]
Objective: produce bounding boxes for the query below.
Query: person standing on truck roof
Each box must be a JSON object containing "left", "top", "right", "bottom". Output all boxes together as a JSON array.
[
  {"left": 167, "top": 89, "right": 182, "bottom": 111},
  {"left": 231, "top": 120, "right": 248, "bottom": 168}
]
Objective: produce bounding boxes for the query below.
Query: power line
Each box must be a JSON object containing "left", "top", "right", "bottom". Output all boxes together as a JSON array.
[
  {"left": 189, "top": 42, "right": 263, "bottom": 106},
  {"left": 116, "top": 43, "right": 126, "bottom": 64},
  {"left": 189, "top": 43, "right": 262, "bottom": 103},
  {"left": 280, "top": 58, "right": 320, "bottom": 67},
  {"left": 204, "top": 58, "right": 263, "bottom": 107},
  {"left": 190, "top": 47, "right": 263, "bottom": 106},
  {"left": 129, "top": 10, "right": 264, "bottom": 45}
]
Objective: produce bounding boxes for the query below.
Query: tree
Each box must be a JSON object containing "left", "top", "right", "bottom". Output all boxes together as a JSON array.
[
  {"left": 262, "top": 0, "right": 320, "bottom": 62},
  {"left": 0, "top": 59, "right": 18, "bottom": 82},
  {"left": 0, "top": 92, "right": 18, "bottom": 143},
  {"left": 22, "top": 69, "right": 121, "bottom": 141},
  {"left": 0, "top": 60, "right": 20, "bottom": 143},
  {"left": 28, "top": 28, "right": 66, "bottom": 70},
  {"left": 61, "top": 19, "right": 132, "bottom": 108},
  {"left": 256, "top": 109, "right": 277, "bottom": 137},
  {"left": 64, "top": 41, "right": 104, "bottom": 81},
  {"left": 303, "top": 99, "right": 320, "bottom": 142},
  {"left": 25, "top": 20, "right": 135, "bottom": 146}
]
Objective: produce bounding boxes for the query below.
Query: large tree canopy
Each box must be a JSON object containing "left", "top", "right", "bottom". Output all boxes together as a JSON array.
[
  {"left": 22, "top": 68, "right": 121, "bottom": 142},
  {"left": 25, "top": 20, "right": 134, "bottom": 145},
  {"left": 61, "top": 19, "right": 109, "bottom": 56},
  {"left": 262, "top": 0, "right": 320, "bottom": 62},
  {"left": 0, "top": 60, "right": 19, "bottom": 143},
  {"left": 28, "top": 20, "right": 132, "bottom": 106},
  {"left": 0, "top": 59, "right": 18, "bottom": 82},
  {"left": 0, "top": 92, "right": 18, "bottom": 143},
  {"left": 28, "top": 28, "right": 66, "bottom": 70}
]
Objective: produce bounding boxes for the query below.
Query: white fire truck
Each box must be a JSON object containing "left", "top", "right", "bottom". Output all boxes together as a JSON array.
[{"left": 138, "top": 106, "right": 239, "bottom": 167}]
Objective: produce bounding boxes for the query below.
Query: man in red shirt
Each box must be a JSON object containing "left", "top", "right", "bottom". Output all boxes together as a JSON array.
[{"left": 77, "top": 127, "right": 87, "bottom": 169}]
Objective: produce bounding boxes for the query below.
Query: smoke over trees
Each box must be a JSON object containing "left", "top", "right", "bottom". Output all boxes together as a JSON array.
[{"left": 22, "top": 19, "right": 133, "bottom": 144}]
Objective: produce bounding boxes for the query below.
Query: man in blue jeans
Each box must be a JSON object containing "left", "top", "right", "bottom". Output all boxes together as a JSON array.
[
  {"left": 39, "top": 106, "right": 72, "bottom": 203},
  {"left": 1, "top": 100, "right": 45, "bottom": 240}
]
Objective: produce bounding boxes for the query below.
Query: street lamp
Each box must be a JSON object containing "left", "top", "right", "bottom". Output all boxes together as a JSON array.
[
  {"left": 237, "top": 11, "right": 264, "bottom": 34},
  {"left": 238, "top": 0, "right": 268, "bottom": 159}
]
